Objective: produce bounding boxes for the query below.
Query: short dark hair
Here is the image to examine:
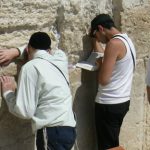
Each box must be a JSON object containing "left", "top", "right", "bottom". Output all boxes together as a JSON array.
[
  {"left": 91, "top": 14, "right": 115, "bottom": 30},
  {"left": 29, "top": 32, "right": 51, "bottom": 50}
]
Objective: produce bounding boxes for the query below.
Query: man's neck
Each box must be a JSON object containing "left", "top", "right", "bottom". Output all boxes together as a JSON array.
[{"left": 106, "top": 27, "right": 121, "bottom": 40}]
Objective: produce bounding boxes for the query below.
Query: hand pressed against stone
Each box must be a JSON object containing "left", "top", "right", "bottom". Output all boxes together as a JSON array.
[
  {"left": 0, "top": 76, "right": 16, "bottom": 93},
  {"left": 0, "top": 48, "right": 20, "bottom": 66}
]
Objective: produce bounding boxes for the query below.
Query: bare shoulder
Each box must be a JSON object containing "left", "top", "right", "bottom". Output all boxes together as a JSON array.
[
  {"left": 108, "top": 38, "right": 125, "bottom": 48},
  {"left": 105, "top": 39, "right": 121, "bottom": 53},
  {"left": 106, "top": 38, "right": 125, "bottom": 53},
  {"left": 105, "top": 38, "right": 126, "bottom": 60}
]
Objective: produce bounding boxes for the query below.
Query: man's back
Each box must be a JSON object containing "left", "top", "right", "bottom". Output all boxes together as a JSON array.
[{"left": 18, "top": 50, "right": 76, "bottom": 132}]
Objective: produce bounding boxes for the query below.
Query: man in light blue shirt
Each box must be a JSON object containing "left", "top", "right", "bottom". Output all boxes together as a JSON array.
[{"left": 0, "top": 32, "right": 76, "bottom": 150}]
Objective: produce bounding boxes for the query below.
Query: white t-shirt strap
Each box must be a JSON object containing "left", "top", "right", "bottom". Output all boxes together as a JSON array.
[{"left": 112, "top": 35, "right": 136, "bottom": 71}]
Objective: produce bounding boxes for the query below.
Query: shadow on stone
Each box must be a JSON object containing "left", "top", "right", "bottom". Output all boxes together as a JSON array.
[{"left": 73, "top": 34, "right": 98, "bottom": 150}]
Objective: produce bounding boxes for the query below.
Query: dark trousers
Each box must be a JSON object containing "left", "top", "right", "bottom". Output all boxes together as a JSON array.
[
  {"left": 36, "top": 126, "right": 76, "bottom": 150},
  {"left": 95, "top": 101, "right": 130, "bottom": 150}
]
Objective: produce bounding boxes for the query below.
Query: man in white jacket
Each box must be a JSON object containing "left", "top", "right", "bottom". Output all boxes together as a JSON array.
[{"left": 0, "top": 32, "right": 76, "bottom": 150}]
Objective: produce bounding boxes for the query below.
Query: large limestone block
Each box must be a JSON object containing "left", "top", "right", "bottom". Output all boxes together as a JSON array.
[
  {"left": 73, "top": 69, "right": 98, "bottom": 150},
  {"left": 2, "top": 0, "right": 150, "bottom": 150},
  {"left": 0, "top": 0, "right": 113, "bottom": 149},
  {"left": 122, "top": 0, "right": 148, "bottom": 9},
  {"left": 120, "top": 59, "right": 145, "bottom": 150},
  {"left": 121, "top": 4, "right": 150, "bottom": 149},
  {"left": 121, "top": 5, "right": 150, "bottom": 59}
]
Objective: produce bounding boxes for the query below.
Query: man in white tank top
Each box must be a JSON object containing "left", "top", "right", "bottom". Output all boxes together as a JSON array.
[{"left": 90, "top": 14, "right": 136, "bottom": 150}]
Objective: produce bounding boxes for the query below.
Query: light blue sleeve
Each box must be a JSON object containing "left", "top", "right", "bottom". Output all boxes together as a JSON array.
[
  {"left": 4, "top": 65, "right": 38, "bottom": 119},
  {"left": 52, "top": 49, "right": 68, "bottom": 61}
]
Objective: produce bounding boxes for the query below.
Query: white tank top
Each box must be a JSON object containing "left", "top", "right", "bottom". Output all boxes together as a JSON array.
[{"left": 95, "top": 33, "right": 136, "bottom": 104}]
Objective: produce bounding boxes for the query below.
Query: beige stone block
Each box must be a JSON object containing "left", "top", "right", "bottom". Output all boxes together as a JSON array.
[
  {"left": 121, "top": 4, "right": 150, "bottom": 149},
  {"left": 1, "top": 0, "right": 150, "bottom": 149},
  {"left": 0, "top": 63, "right": 17, "bottom": 76},
  {"left": 120, "top": 124, "right": 144, "bottom": 150},
  {"left": 121, "top": 5, "right": 150, "bottom": 59},
  {"left": 122, "top": 0, "right": 149, "bottom": 9}
]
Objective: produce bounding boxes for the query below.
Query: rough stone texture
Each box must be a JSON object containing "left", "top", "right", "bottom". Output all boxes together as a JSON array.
[
  {"left": 0, "top": 1, "right": 112, "bottom": 150},
  {"left": 121, "top": 4, "right": 150, "bottom": 149},
  {"left": 0, "top": 0, "right": 150, "bottom": 150}
]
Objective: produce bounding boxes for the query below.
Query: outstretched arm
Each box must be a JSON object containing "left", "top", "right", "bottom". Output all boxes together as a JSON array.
[
  {"left": 0, "top": 45, "right": 27, "bottom": 66},
  {"left": 0, "top": 48, "right": 20, "bottom": 66},
  {"left": 0, "top": 65, "right": 38, "bottom": 119},
  {"left": 92, "top": 38, "right": 104, "bottom": 53}
]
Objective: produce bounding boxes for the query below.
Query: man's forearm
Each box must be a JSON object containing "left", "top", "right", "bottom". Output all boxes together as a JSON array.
[
  {"left": 4, "top": 91, "right": 28, "bottom": 119},
  {"left": 146, "top": 86, "right": 150, "bottom": 104},
  {"left": 4, "top": 91, "right": 17, "bottom": 115},
  {"left": 10, "top": 48, "right": 20, "bottom": 58},
  {"left": 97, "top": 57, "right": 103, "bottom": 69},
  {"left": 0, "top": 48, "right": 20, "bottom": 65},
  {"left": 92, "top": 38, "right": 104, "bottom": 53}
]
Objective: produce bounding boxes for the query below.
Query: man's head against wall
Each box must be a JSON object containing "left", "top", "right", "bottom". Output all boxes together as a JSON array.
[
  {"left": 90, "top": 14, "right": 117, "bottom": 43},
  {"left": 91, "top": 14, "right": 115, "bottom": 30},
  {"left": 28, "top": 32, "right": 51, "bottom": 59},
  {"left": 29, "top": 32, "right": 51, "bottom": 50}
]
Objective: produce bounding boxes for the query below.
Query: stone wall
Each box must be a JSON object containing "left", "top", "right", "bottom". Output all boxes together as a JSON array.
[
  {"left": 0, "top": 0, "right": 150, "bottom": 150},
  {"left": 120, "top": 1, "right": 150, "bottom": 149}
]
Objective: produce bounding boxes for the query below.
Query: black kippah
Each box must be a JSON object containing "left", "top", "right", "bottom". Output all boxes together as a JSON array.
[{"left": 29, "top": 32, "right": 51, "bottom": 50}]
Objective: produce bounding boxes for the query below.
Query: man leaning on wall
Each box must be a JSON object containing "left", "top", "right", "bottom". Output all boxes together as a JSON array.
[
  {"left": 89, "top": 14, "right": 136, "bottom": 150},
  {"left": 0, "top": 32, "right": 76, "bottom": 150}
]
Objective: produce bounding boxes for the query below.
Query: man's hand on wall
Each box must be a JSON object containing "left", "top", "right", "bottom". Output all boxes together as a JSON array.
[
  {"left": 0, "top": 48, "right": 20, "bottom": 66},
  {"left": 0, "top": 76, "right": 16, "bottom": 93}
]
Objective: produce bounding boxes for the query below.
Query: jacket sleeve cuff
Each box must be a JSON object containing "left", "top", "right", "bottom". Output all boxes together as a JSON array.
[
  {"left": 17, "top": 45, "right": 27, "bottom": 59},
  {"left": 3, "top": 90, "right": 15, "bottom": 99}
]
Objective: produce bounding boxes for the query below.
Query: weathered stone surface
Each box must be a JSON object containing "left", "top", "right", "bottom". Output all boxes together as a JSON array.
[
  {"left": 0, "top": 0, "right": 112, "bottom": 149},
  {"left": 0, "top": 0, "right": 150, "bottom": 150},
  {"left": 120, "top": 59, "right": 145, "bottom": 150},
  {"left": 120, "top": 4, "right": 150, "bottom": 150},
  {"left": 144, "top": 58, "right": 150, "bottom": 150},
  {"left": 121, "top": 5, "right": 150, "bottom": 59},
  {"left": 73, "top": 69, "right": 98, "bottom": 150},
  {"left": 122, "top": 0, "right": 149, "bottom": 9}
]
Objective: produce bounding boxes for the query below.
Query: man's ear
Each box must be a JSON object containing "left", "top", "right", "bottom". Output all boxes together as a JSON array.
[{"left": 98, "top": 25, "right": 104, "bottom": 32}]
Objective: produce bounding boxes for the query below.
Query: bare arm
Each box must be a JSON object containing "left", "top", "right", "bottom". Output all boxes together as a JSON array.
[
  {"left": 92, "top": 38, "right": 104, "bottom": 53},
  {"left": 0, "top": 66, "right": 37, "bottom": 119},
  {"left": 0, "top": 48, "right": 20, "bottom": 66},
  {"left": 98, "top": 39, "right": 125, "bottom": 86},
  {"left": 147, "top": 86, "right": 150, "bottom": 104},
  {"left": 0, "top": 45, "right": 27, "bottom": 66},
  {"left": 91, "top": 38, "right": 104, "bottom": 68}
]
